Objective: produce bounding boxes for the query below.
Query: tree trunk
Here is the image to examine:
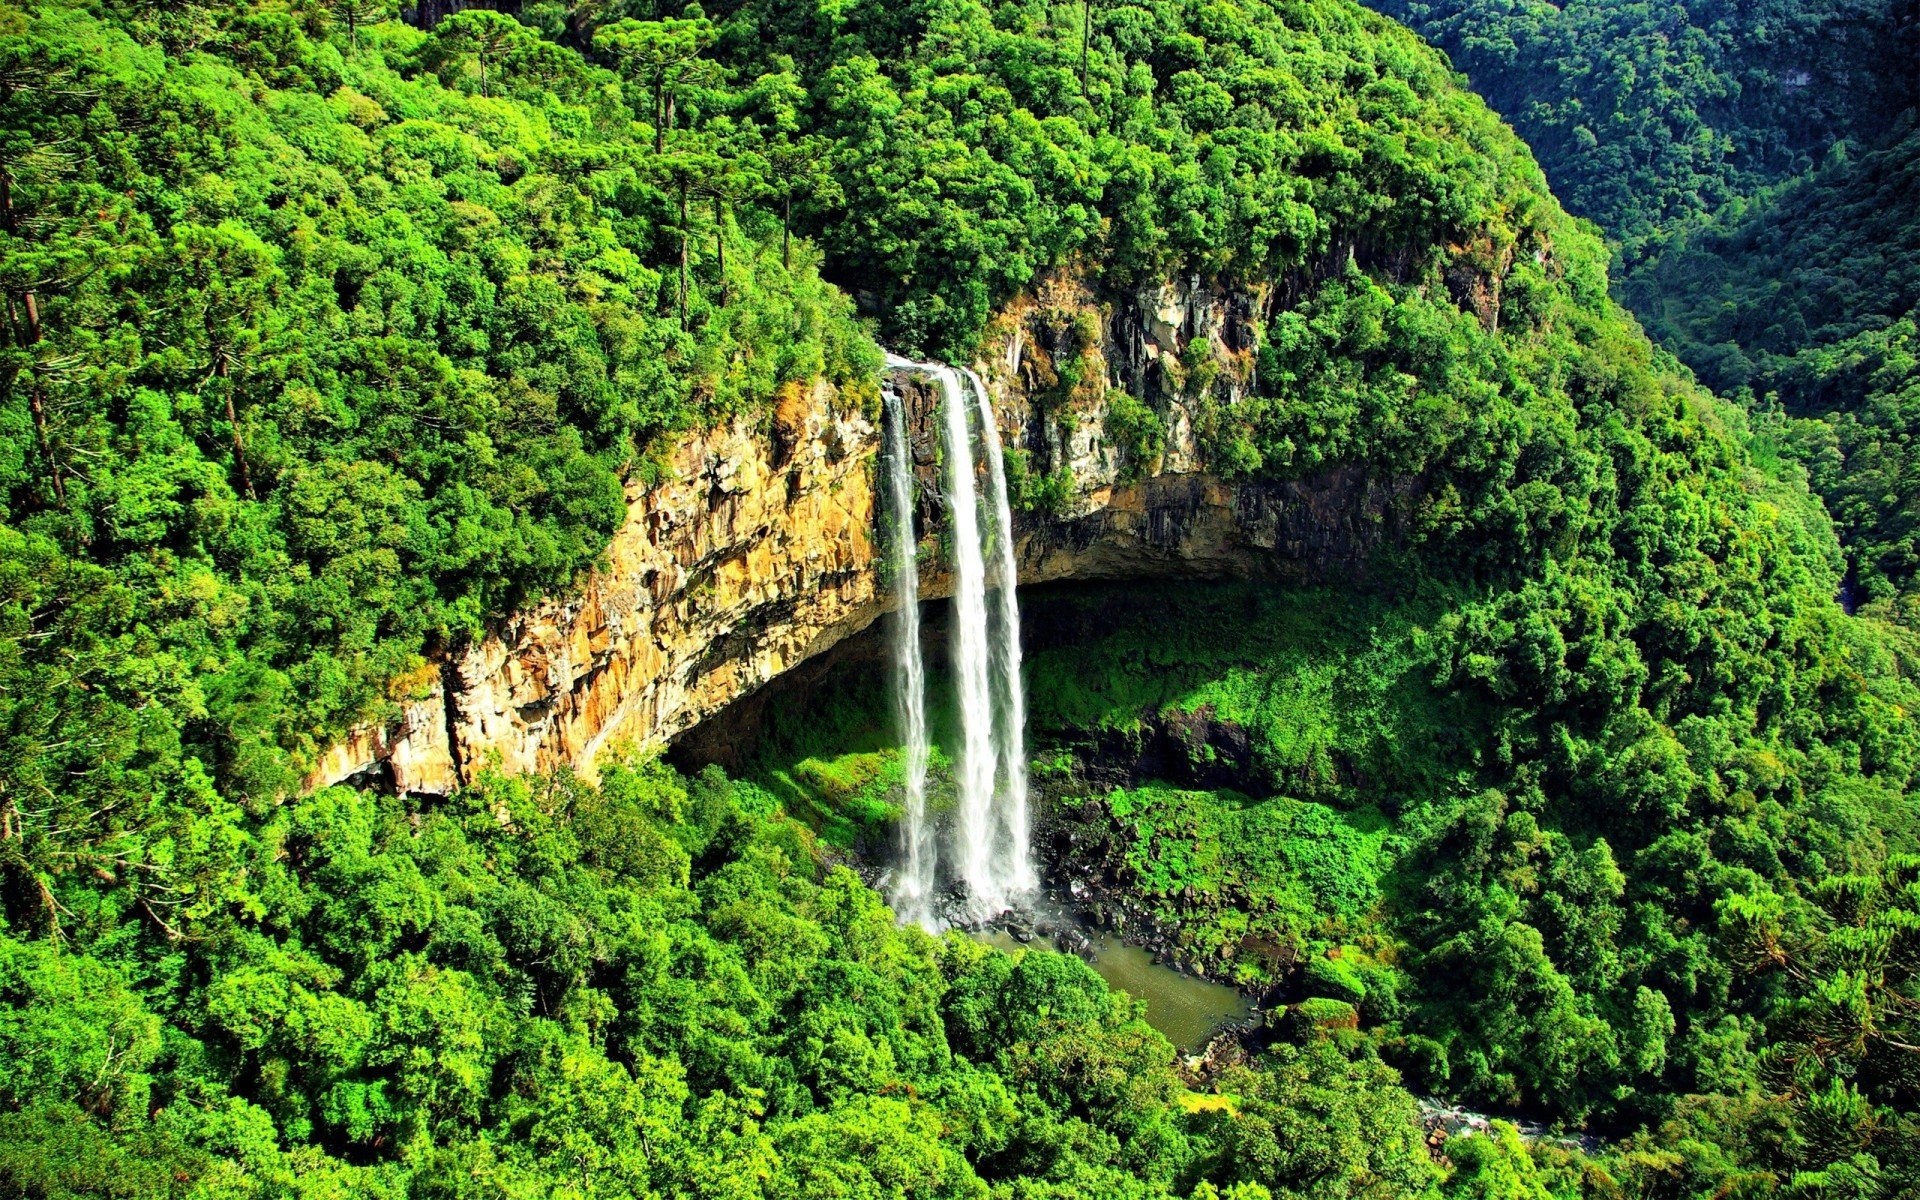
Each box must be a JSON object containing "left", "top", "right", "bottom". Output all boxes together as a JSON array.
[
  {"left": 0, "top": 172, "right": 64, "bottom": 508},
  {"left": 25, "top": 370, "right": 62, "bottom": 507},
  {"left": 653, "top": 75, "right": 665, "bottom": 153},
  {"left": 217, "top": 353, "right": 255, "bottom": 500},
  {"left": 714, "top": 195, "right": 726, "bottom": 304},
  {"left": 678, "top": 179, "right": 690, "bottom": 329},
  {"left": 1082, "top": 0, "right": 1091, "bottom": 91},
  {"left": 20, "top": 294, "right": 65, "bottom": 506},
  {"left": 12, "top": 293, "right": 63, "bottom": 507},
  {"left": 563, "top": 3, "right": 593, "bottom": 50}
]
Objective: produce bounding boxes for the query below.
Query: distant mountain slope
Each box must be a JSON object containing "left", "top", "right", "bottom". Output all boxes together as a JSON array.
[
  {"left": 1367, "top": 0, "right": 1920, "bottom": 607},
  {"left": 1624, "top": 120, "right": 1920, "bottom": 603},
  {"left": 1365, "top": 0, "right": 1918, "bottom": 256}
]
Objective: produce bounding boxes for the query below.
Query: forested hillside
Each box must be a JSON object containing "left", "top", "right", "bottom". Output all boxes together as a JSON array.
[
  {"left": 1623, "top": 121, "right": 1920, "bottom": 608},
  {"left": 1366, "top": 0, "right": 1920, "bottom": 613},
  {"left": 0, "top": 755, "right": 1453, "bottom": 1198},
  {"left": 1365, "top": 0, "right": 1919, "bottom": 256},
  {"left": 0, "top": 0, "right": 875, "bottom": 805},
  {"left": 1, "top": 0, "right": 1917, "bottom": 1197}
]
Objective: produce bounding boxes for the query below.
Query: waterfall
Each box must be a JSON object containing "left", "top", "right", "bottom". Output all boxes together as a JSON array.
[
  {"left": 935, "top": 361, "right": 1002, "bottom": 916},
  {"left": 964, "top": 368, "right": 1035, "bottom": 896},
  {"left": 883, "top": 353, "right": 1034, "bottom": 923},
  {"left": 882, "top": 384, "right": 935, "bottom": 927}
]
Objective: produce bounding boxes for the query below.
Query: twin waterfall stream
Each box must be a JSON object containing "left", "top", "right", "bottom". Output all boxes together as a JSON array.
[{"left": 883, "top": 356, "right": 1035, "bottom": 928}]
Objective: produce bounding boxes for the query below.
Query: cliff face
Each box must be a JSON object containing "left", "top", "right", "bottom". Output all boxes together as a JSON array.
[
  {"left": 308, "top": 274, "right": 1420, "bottom": 794},
  {"left": 305, "top": 378, "right": 883, "bottom": 793}
]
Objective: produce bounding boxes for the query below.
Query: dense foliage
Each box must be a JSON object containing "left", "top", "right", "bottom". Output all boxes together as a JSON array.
[
  {"left": 1020, "top": 579, "right": 1920, "bottom": 1187},
  {"left": 0, "top": 755, "right": 1464, "bottom": 1198},
  {"left": 0, "top": 0, "right": 875, "bottom": 809},
  {"left": 1364, "top": 0, "right": 1920, "bottom": 619},
  {"left": 688, "top": 0, "right": 1582, "bottom": 362},
  {"left": 2, "top": 0, "right": 1918, "bottom": 1197},
  {"left": 1622, "top": 122, "right": 1920, "bottom": 608},
  {"left": 743, "top": 560, "right": 1920, "bottom": 1190},
  {"left": 1365, "top": 0, "right": 1920, "bottom": 255}
]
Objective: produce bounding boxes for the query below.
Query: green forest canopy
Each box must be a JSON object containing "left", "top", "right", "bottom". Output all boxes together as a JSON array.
[
  {"left": 1366, "top": 0, "right": 1920, "bottom": 622},
  {"left": 1364, "top": 0, "right": 1920, "bottom": 257},
  {"left": 0, "top": 0, "right": 1916, "bottom": 1196},
  {"left": 769, "top": 573, "right": 1920, "bottom": 1191},
  {"left": 1623, "top": 121, "right": 1920, "bottom": 609}
]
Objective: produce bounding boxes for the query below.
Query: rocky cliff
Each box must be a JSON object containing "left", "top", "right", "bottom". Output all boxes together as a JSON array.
[{"left": 307, "top": 273, "right": 1421, "bottom": 794}]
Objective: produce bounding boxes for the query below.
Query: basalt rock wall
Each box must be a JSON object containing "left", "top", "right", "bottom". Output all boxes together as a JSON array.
[{"left": 308, "top": 272, "right": 1421, "bottom": 794}]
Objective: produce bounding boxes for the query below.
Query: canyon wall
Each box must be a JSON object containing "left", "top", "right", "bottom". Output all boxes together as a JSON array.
[{"left": 306, "top": 274, "right": 1420, "bottom": 794}]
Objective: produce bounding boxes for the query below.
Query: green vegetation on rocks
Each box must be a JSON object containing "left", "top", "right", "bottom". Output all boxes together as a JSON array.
[{"left": 1103, "top": 784, "right": 1394, "bottom": 971}]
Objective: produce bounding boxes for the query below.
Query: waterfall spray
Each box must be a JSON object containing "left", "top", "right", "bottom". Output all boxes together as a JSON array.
[
  {"left": 964, "top": 368, "right": 1035, "bottom": 896},
  {"left": 882, "top": 381, "right": 935, "bottom": 926}
]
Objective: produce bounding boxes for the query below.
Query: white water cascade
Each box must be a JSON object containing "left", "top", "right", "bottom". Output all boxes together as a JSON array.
[
  {"left": 882, "top": 383, "right": 935, "bottom": 926},
  {"left": 964, "top": 368, "right": 1036, "bottom": 895},
  {"left": 883, "top": 354, "right": 1035, "bottom": 924},
  {"left": 935, "top": 359, "right": 1003, "bottom": 916}
]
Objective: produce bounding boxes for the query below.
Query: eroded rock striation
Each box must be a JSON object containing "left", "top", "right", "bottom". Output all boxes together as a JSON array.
[{"left": 309, "top": 275, "right": 1420, "bottom": 794}]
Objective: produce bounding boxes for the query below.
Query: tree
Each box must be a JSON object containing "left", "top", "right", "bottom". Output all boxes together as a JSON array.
[
  {"left": 0, "top": 159, "right": 60, "bottom": 508},
  {"left": 150, "top": 222, "right": 285, "bottom": 501},
  {"left": 595, "top": 15, "right": 718, "bottom": 155},
  {"left": 0, "top": 23, "right": 125, "bottom": 512},
  {"left": 1208, "top": 1046, "right": 1439, "bottom": 1200},
  {"left": 428, "top": 9, "right": 533, "bottom": 98},
  {"left": 1080, "top": 0, "right": 1097, "bottom": 92},
  {"left": 694, "top": 153, "right": 765, "bottom": 305},
  {"left": 649, "top": 147, "right": 725, "bottom": 327},
  {"left": 761, "top": 135, "right": 828, "bottom": 271},
  {"left": 328, "top": 0, "right": 390, "bottom": 53}
]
